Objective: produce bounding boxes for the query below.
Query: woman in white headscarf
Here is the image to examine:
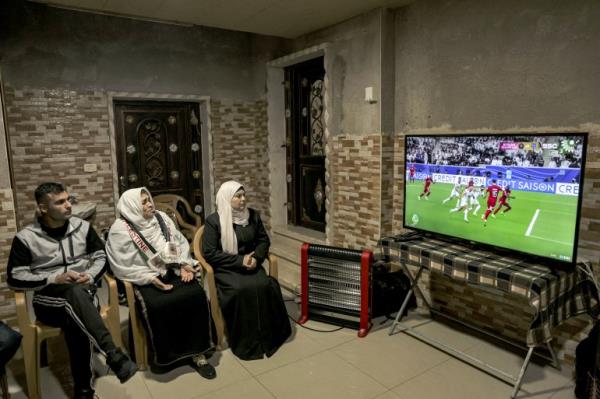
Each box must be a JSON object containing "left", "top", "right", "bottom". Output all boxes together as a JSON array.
[
  {"left": 106, "top": 188, "right": 216, "bottom": 379},
  {"left": 202, "top": 181, "right": 291, "bottom": 360}
]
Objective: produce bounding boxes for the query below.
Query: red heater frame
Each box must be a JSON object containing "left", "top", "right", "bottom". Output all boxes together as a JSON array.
[{"left": 298, "top": 243, "right": 373, "bottom": 337}]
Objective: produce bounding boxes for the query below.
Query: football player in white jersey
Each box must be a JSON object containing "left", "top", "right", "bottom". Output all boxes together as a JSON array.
[
  {"left": 442, "top": 177, "right": 463, "bottom": 205},
  {"left": 449, "top": 185, "right": 474, "bottom": 222},
  {"left": 471, "top": 185, "right": 485, "bottom": 216}
]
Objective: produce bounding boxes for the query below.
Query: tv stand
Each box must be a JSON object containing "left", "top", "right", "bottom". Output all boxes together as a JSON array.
[{"left": 379, "top": 236, "right": 597, "bottom": 399}]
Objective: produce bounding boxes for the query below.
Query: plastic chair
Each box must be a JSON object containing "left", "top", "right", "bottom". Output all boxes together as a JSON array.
[
  {"left": 154, "top": 203, "right": 198, "bottom": 241},
  {"left": 14, "top": 275, "right": 122, "bottom": 399},
  {"left": 103, "top": 274, "right": 149, "bottom": 371},
  {"left": 191, "top": 226, "right": 278, "bottom": 349}
]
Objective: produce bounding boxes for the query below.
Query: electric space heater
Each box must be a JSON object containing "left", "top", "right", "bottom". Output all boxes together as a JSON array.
[{"left": 298, "top": 243, "right": 373, "bottom": 337}]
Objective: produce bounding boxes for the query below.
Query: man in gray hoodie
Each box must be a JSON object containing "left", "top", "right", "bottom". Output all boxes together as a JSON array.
[{"left": 7, "top": 182, "right": 137, "bottom": 399}]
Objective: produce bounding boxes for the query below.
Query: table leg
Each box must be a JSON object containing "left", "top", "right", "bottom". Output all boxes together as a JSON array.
[
  {"left": 389, "top": 263, "right": 426, "bottom": 335},
  {"left": 511, "top": 346, "right": 534, "bottom": 399},
  {"left": 546, "top": 341, "right": 561, "bottom": 370},
  {"left": 400, "top": 261, "right": 432, "bottom": 309}
]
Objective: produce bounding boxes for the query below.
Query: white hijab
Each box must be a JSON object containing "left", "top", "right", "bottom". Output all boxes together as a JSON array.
[
  {"left": 216, "top": 180, "right": 249, "bottom": 254},
  {"left": 116, "top": 187, "right": 167, "bottom": 251}
]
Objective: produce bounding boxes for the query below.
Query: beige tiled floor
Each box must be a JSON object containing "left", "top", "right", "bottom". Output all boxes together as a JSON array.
[{"left": 5, "top": 297, "right": 576, "bottom": 399}]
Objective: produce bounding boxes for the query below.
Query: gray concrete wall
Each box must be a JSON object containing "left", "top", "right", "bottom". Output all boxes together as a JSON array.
[
  {"left": 394, "top": 0, "right": 600, "bottom": 131},
  {"left": 0, "top": 1, "right": 291, "bottom": 101},
  {"left": 0, "top": 79, "right": 10, "bottom": 189},
  {"left": 293, "top": 9, "right": 383, "bottom": 136}
]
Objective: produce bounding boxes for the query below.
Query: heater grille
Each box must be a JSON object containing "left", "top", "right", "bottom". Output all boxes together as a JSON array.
[{"left": 299, "top": 243, "right": 373, "bottom": 337}]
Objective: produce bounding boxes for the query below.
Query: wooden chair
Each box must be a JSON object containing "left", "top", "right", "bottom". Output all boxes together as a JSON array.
[
  {"left": 191, "top": 226, "right": 278, "bottom": 349},
  {"left": 14, "top": 275, "right": 122, "bottom": 399},
  {"left": 154, "top": 202, "right": 198, "bottom": 241},
  {"left": 153, "top": 194, "right": 201, "bottom": 229}
]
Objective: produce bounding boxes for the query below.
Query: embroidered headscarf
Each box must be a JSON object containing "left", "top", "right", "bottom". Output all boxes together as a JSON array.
[
  {"left": 116, "top": 187, "right": 167, "bottom": 251},
  {"left": 216, "top": 180, "right": 249, "bottom": 254}
]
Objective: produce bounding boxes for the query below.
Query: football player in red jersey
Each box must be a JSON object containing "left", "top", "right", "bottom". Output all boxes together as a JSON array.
[
  {"left": 418, "top": 175, "right": 433, "bottom": 200},
  {"left": 493, "top": 185, "right": 513, "bottom": 215},
  {"left": 481, "top": 179, "right": 503, "bottom": 224},
  {"left": 409, "top": 164, "right": 416, "bottom": 183}
]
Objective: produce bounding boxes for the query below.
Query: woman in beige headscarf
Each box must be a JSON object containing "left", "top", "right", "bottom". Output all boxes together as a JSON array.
[
  {"left": 202, "top": 180, "right": 291, "bottom": 360},
  {"left": 106, "top": 188, "right": 216, "bottom": 379}
]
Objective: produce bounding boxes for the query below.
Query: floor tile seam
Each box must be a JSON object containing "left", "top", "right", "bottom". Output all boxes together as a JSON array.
[
  {"left": 143, "top": 368, "right": 250, "bottom": 399},
  {"left": 307, "top": 333, "right": 358, "bottom": 351},
  {"left": 386, "top": 356, "right": 454, "bottom": 392},
  {"left": 242, "top": 328, "right": 330, "bottom": 376},
  {"left": 547, "top": 382, "right": 575, "bottom": 399},
  {"left": 325, "top": 348, "right": 389, "bottom": 393},
  {"left": 139, "top": 375, "right": 157, "bottom": 399},
  {"left": 248, "top": 352, "right": 315, "bottom": 378},
  {"left": 404, "top": 319, "right": 489, "bottom": 354},
  {"left": 387, "top": 354, "right": 560, "bottom": 398},
  {"left": 252, "top": 374, "right": 279, "bottom": 399},
  {"left": 187, "top": 376, "right": 277, "bottom": 399}
]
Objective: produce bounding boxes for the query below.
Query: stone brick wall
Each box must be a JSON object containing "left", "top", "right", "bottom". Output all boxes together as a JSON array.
[
  {"left": 0, "top": 189, "right": 18, "bottom": 324},
  {"left": 380, "top": 133, "right": 395, "bottom": 237},
  {"left": 2, "top": 88, "right": 271, "bottom": 327},
  {"left": 329, "top": 134, "right": 381, "bottom": 249},
  {"left": 4, "top": 87, "right": 116, "bottom": 232},
  {"left": 210, "top": 99, "right": 271, "bottom": 228}
]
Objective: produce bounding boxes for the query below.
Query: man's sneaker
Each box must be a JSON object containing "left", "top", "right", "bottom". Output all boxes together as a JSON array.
[
  {"left": 107, "top": 348, "right": 138, "bottom": 383},
  {"left": 191, "top": 355, "right": 216, "bottom": 380}
]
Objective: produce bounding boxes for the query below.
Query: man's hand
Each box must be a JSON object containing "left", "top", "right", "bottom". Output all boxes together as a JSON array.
[
  {"left": 55, "top": 270, "right": 84, "bottom": 284},
  {"left": 75, "top": 273, "right": 91, "bottom": 285},
  {"left": 152, "top": 277, "right": 173, "bottom": 291},
  {"left": 181, "top": 264, "right": 195, "bottom": 283},
  {"left": 243, "top": 252, "right": 257, "bottom": 270}
]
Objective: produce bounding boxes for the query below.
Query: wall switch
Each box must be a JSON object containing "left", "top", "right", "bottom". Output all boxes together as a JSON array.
[
  {"left": 83, "top": 163, "right": 97, "bottom": 172},
  {"left": 365, "top": 86, "right": 376, "bottom": 103}
]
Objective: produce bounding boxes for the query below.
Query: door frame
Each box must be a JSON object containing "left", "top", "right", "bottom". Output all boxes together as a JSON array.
[
  {"left": 107, "top": 92, "right": 213, "bottom": 216},
  {"left": 266, "top": 44, "right": 331, "bottom": 237}
]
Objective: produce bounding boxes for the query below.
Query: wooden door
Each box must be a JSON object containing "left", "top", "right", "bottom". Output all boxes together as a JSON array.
[
  {"left": 113, "top": 100, "right": 205, "bottom": 221},
  {"left": 285, "top": 57, "right": 326, "bottom": 231}
]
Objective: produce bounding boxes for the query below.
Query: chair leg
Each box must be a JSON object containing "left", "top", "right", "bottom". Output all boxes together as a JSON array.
[
  {"left": 124, "top": 284, "right": 148, "bottom": 371},
  {"left": 106, "top": 308, "right": 123, "bottom": 349},
  {"left": 21, "top": 333, "right": 40, "bottom": 399}
]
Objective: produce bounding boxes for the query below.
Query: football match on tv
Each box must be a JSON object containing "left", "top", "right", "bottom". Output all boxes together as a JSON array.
[{"left": 403, "top": 134, "right": 587, "bottom": 263}]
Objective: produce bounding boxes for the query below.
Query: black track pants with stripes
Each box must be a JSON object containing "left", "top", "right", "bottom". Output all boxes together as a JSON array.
[{"left": 33, "top": 283, "right": 117, "bottom": 391}]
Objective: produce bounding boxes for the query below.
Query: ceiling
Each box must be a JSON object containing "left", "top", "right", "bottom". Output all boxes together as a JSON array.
[{"left": 29, "top": 0, "right": 414, "bottom": 38}]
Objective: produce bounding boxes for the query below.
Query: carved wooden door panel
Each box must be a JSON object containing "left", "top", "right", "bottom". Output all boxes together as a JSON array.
[
  {"left": 285, "top": 57, "right": 325, "bottom": 232},
  {"left": 114, "top": 100, "right": 205, "bottom": 222}
]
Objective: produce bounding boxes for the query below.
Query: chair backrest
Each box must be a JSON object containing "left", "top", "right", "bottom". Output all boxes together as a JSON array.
[
  {"left": 192, "top": 225, "right": 205, "bottom": 260},
  {"left": 153, "top": 194, "right": 201, "bottom": 228},
  {"left": 154, "top": 202, "right": 198, "bottom": 241}
]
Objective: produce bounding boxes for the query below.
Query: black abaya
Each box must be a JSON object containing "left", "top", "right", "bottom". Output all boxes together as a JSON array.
[
  {"left": 134, "top": 271, "right": 215, "bottom": 367},
  {"left": 202, "top": 209, "right": 291, "bottom": 360}
]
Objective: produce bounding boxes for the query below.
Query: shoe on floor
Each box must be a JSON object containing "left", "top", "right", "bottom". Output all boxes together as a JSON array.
[
  {"left": 107, "top": 348, "right": 139, "bottom": 383},
  {"left": 191, "top": 356, "right": 217, "bottom": 380}
]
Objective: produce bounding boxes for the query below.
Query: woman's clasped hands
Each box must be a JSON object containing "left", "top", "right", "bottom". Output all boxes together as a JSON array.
[
  {"left": 151, "top": 264, "right": 196, "bottom": 291},
  {"left": 242, "top": 251, "right": 257, "bottom": 270}
]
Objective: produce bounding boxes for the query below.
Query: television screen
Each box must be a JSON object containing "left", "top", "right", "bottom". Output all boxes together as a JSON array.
[{"left": 403, "top": 133, "right": 587, "bottom": 264}]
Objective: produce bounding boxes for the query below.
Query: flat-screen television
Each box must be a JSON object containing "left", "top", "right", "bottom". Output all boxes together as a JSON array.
[{"left": 403, "top": 133, "right": 587, "bottom": 265}]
